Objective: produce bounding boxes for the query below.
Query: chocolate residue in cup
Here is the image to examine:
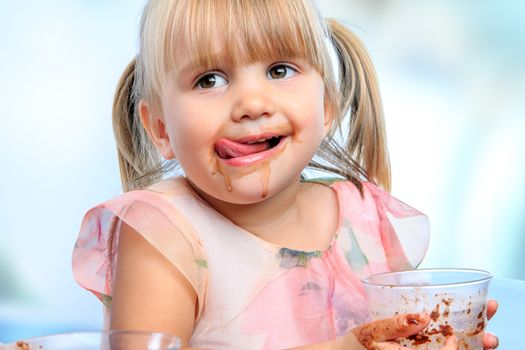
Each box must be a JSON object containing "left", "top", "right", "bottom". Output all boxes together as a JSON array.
[
  {"left": 420, "top": 324, "right": 454, "bottom": 338},
  {"left": 477, "top": 303, "right": 486, "bottom": 320},
  {"left": 438, "top": 324, "right": 454, "bottom": 337},
  {"left": 407, "top": 333, "right": 431, "bottom": 346},
  {"left": 442, "top": 298, "right": 452, "bottom": 307},
  {"left": 441, "top": 297, "right": 452, "bottom": 318},
  {"left": 465, "top": 301, "right": 472, "bottom": 315},
  {"left": 467, "top": 320, "right": 486, "bottom": 336},
  {"left": 430, "top": 303, "right": 441, "bottom": 321},
  {"left": 427, "top": 328, "right": 438, "bottom": 335}
]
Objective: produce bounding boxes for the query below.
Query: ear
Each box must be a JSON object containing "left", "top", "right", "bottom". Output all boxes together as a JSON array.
[{"left": 139, "top": 101, "right": 175, "bottom": 159}]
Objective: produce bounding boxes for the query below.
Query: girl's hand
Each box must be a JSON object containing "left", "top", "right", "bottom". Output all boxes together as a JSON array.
[
  {"left": 349, "top": 313, "right": 458, "bottom": 350},
  {"left": 483, "top": 299, "right": 499, "bottom": 349},
  {"left": 287, "top": 313, "right": 457, "bottom": 350}
]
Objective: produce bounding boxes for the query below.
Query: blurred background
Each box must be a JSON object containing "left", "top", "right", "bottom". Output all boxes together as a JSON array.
[{"left": 1, "top": 0, "right": 524, "bottom": 343}]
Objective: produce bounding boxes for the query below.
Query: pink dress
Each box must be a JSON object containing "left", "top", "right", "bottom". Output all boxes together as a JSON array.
[{"left": 72, "top": 177, "right": 429, "bottom": 349}]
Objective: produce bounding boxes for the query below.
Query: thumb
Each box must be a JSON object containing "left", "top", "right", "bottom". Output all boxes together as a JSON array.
[{"left": 352, "top": 313, "right": 431, "bottom": 347}]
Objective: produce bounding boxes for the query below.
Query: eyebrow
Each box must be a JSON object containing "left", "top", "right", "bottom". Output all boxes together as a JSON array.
[
  {"left": 174, "top": 51, "right": 231, "bottom": 80},
  {"left": 175, "top": 61, "right": 201, "bottom": 79},
  {"left": 174, "top": 60, "right": 228, "bottom": 90}
]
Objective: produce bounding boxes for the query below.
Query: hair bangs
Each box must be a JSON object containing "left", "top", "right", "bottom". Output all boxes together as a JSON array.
[
  {"left": 229, "top": 0, "right": 328, "bottom": 73},
  {"left": 161, "top": 0, "right": 331, "bottom": 77}
]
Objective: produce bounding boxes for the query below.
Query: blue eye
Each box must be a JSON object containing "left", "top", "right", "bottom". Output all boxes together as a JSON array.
[
  {"left": 267, "top": 64, "right": 297, "bottom": 80},
  {"left": 195, "top": 73, "right": 227, "bottom": 89}
]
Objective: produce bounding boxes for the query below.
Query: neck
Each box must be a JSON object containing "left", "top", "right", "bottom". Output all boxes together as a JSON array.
[{"left": 189, "top": 177, "right": 305, "bottom": 241}]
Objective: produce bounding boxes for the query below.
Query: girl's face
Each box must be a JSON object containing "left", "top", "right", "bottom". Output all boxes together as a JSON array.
[{"left": 147, "top": 45, "right": 332, "bottom": 204}]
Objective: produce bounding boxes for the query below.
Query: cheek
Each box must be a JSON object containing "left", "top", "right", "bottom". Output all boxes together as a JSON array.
[
  {"left": 164, "top": 105, "right": 218, "bottom": 162},
  {"left": 305, "top": 78, "right": 327, "bottom": 123},
  {"left": 168, "top": 101, "right": 204, "bottom": 144},
  {"left": 299, "top": 86, "right": 328, "bottom": 139}
]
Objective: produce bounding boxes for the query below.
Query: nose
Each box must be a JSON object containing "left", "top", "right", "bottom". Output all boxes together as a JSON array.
[{"left": 230, "top": 81, "right": 276, "bottom": 122}]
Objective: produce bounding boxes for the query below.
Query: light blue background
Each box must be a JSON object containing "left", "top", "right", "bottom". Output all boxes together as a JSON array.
[{"left": 1, "top": 0, "right": 524, "bottom": 342}]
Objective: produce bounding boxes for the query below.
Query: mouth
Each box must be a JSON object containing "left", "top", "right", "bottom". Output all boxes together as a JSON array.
[{"left": 214, "top": 133, "right": 288, "bottom": 166}]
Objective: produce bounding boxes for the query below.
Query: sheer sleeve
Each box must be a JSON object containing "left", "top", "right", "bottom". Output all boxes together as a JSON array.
[
  {"left": 362, "top": 182, "right": 430, "bottom": 270},
  {"left": 72, "top": 190, "right": 208, "bottom": 318}
]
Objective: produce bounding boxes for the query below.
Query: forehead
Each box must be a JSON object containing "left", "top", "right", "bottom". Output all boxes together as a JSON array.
[{"left": 163, "top": 0, "right": 327, "bottom": 75}]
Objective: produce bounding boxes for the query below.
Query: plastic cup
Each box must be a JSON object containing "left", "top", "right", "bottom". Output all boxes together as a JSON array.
[
  {"left": 0, "top": 330, "right": 181, "bottom": 350},
  {"left": 363, "top": 268, "right": 492, "bottom": 350}
]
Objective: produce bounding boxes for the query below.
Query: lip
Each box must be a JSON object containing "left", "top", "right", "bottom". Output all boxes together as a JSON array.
[
  {"left": 232, "top": 132, "right": 285, "bottom": 144},
  {"left": 219, "top": 135, "right": 289, "bottom": 167}
]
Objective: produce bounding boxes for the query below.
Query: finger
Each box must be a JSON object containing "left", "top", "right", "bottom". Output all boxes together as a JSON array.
[
  {"left": 486, "top": 300, "right": 498, "bottom": 320},
  {"left": 482, "top": 332, "right": 499, "bottom": 349},
  {"left": 353, "top": 313, "right": 430, "bottom": 345},
  {"left": 441, "top": 336, "right": 458, "bottom": 350}
]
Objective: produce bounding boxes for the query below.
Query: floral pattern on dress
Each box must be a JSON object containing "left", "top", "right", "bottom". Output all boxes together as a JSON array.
[
  {"left": 343, "top": 225, "right": 369, "bottom": 273},
  {"left": 278, "top": 247, "right": 322, "bottom": 268}
]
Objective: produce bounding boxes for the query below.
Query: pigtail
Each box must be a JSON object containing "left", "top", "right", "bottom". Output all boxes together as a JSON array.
[
  {"left": 112, "top": 58, "right": 164, "bottom": 192},
  {"left": 325, "top": 19, "right": 391, "bottom": 192}
]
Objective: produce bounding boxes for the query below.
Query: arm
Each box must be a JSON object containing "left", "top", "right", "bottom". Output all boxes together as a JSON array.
[{"left": 110, "top": 223, "right": 199, "bottom": 349}]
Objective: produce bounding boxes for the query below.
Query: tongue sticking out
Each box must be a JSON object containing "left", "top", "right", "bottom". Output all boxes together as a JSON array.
[{"left": 215, "top": 138, "right": 274, "bottom": 159}]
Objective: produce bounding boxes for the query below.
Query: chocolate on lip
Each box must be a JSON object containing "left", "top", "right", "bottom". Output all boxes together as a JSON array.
[{"left": 214, "top": 133, "right": 285, "bottom": 159}]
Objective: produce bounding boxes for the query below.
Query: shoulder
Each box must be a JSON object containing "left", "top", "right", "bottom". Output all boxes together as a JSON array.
[
  {"left": 73, "top": 176, "right": 208, "bottom": 317},
  {"left": 78, "top": 176, "right": 204, "bottom": 257},
  {"left": 84, "top": 176, "right": 194, "bottom": 218},
  {"left": 356, "top": 181, "right": 430, "bottom": 270},
  {"left": 314, "top": 178, "right": 430, "bottom": 270},
  {"left": 303, "top": 177, "right": 372, "bottom": 205},
  {"left": 314, "top": 178, "right": 424, "bottom": 218}
]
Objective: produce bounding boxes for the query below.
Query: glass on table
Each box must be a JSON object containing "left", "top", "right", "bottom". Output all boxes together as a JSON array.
[
  {"left": 0, "top": 330, "right": 181, "bottom": 350},
  {"left": 363, "top": 268, "right": 492, "bottom": 350}
]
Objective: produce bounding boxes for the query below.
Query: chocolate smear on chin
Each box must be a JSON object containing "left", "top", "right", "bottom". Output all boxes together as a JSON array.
[{"left": 209, "top": 150, "right": 272, "bottom": 199}]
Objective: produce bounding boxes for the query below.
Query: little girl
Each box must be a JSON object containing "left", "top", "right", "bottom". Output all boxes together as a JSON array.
[{"left": 72, "top": 1, "right": 497, "bottom": 349}]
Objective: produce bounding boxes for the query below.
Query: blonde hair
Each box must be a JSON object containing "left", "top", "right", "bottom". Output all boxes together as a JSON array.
[{"left": 113, "top": 0, "right": 391, "bottom": 193}]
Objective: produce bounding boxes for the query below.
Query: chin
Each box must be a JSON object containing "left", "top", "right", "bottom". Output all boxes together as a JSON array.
[
  {"left": 186, "top": 157, "right": 304, "bottom": 205},
  {"left": 205, "top": 171, "right": 295, "bottom": 205},
  {"left": 218, "top": 176, "right": 278, "bottom": 203}
]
